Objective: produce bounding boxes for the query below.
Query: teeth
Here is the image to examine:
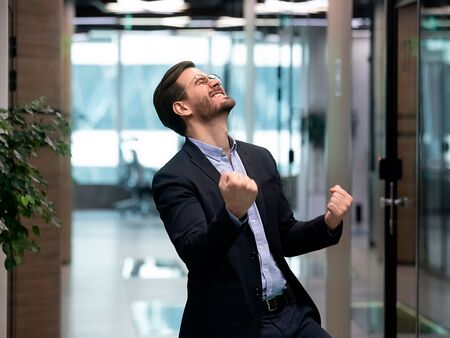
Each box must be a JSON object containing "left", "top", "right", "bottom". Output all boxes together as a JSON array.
[{"left": 212, "top": 93, "right": 224, "bottom": 97}]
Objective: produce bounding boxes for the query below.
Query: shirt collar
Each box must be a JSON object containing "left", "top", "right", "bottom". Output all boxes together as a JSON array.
[{"left": 188, "top": 136, "right": 237, "bottom": 162}]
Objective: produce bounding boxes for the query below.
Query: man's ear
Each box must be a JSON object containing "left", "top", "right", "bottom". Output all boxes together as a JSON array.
[{"left": 172, "top": 101, "right": 191, "bottom": 117}]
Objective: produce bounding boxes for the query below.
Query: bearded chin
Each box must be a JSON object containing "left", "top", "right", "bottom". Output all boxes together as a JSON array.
[
  {"left": 196, "top": 96, "right": 236, "bottom": 121},
  {"left": 219, "top": 96, "right": 236, "bottom": 115}
]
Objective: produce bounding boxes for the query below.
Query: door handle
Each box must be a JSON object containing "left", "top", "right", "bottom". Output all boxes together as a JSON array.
[
  {"left": 380, "top": 182, "right": 410, "bottom": 235},
  {"left": 380, "top": 196, "right": 409, "bottom": 208}
]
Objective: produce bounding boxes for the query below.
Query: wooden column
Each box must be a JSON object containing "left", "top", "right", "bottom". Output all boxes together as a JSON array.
[
  {"left": 244, "top": 0, "right": 255, "bottom": 143},
  {"left": 60, "top": 0, "right": 74, "bottom": 265},
  {"left": 9, "top": 1, "right": 66, "bottom": 337},
  {"left": 0, "top": 0, "right": 9, "bottom": 337},
  {"left": 325, "top": 0, "right": 353, "bottom": 336}
]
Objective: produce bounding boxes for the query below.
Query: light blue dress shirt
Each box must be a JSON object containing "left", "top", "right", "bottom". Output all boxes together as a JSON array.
[{"left": 189, "top": 136, "right": 286, "bottom": 300}]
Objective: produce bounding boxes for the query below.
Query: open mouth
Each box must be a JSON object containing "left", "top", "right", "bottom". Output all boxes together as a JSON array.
[{"left": 210, "top": 90, "right": 226, "bottom": 98}]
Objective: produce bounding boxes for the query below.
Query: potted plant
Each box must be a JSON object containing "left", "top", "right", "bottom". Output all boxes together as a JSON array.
[{"left": 0, "top": 98, "right": 70, "bottom": 270}]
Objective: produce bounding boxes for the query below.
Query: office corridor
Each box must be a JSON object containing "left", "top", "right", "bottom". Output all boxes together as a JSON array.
[{"left": 61, "top": 210, "right": 450, "bottom": 338}]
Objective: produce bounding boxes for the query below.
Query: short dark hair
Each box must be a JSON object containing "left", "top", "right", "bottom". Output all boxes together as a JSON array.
[{"left": 153, "top": 61, "right": 195, "bottom": 136}]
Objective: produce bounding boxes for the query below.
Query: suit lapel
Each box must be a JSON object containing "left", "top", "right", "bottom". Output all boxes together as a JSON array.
[
  {"left": 183, "top": 139, "right": 269, "bottom": 233},
  {"left": 183, "top": 138, "right": 221, "bottom": 185},
  {"left": 236, "top": 142, "right": 269, "bottom": 227},
  {"left": 238, "top": 142, "right": 283, "bottom": 257}
]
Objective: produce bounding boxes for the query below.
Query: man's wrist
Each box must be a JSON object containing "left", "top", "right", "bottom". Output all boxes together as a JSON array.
[
  {"left": 238, "top": 213, "right": 248, "bottom": 223},
  {"left": 326, "top": 221, "right": 343, "bottom": 236},
  {"left": 227, "top": 210, "right": 248, "bottom": 225}
]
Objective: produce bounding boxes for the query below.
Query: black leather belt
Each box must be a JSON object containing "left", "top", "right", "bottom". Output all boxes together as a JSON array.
[{"left": 262, "top": 290, "right": 290, "bottom": 312}]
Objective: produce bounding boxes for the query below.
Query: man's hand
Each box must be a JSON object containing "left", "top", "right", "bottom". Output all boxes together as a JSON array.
[
  {"left": 324, "top": 185, "right": 353, "bottom": 230},
  {"left": 219, "top": 172, "right": 258, "bottom": 219}
]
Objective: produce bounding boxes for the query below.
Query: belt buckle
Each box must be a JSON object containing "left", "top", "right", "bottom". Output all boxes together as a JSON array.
[{"left": 266, "top": 297, "right": 277, "bottom": 312}]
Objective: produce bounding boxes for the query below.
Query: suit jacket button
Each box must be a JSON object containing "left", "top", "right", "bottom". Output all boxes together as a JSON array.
[{"left": 250, "top": 251, "right": 257, "bottom": 260}]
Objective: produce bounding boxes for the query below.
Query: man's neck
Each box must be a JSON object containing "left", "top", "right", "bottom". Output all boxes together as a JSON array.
[{"left": 187, "top": 119, "right": 230, "bottom": 154}]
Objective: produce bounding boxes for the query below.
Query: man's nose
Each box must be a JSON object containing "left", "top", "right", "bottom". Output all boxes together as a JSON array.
[{"left": 208, "top": 78, "right": 221, "bottom": 88}]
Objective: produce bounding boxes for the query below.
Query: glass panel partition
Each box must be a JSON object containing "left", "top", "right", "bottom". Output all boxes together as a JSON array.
[
  {"left": 71, "top": 29, "right": 306, "bottom": 193},
  {"left": 418, "top": 0, "right": 450, "bottom": 335}
]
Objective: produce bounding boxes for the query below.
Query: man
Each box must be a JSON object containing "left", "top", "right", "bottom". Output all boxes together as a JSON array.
[{"left": 152, "top": 61, "right": 352, "bottom": 338}]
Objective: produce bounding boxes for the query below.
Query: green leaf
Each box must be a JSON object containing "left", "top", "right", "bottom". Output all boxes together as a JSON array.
[
  {"left": 13, "top": 150, "right": 25, "bottom": 162},
  {"left": 5, "top": 256, "right": 15, "bottom": 270},
  {"left": 30, "top": 241, "right": 40, "bottom": 253},
  {"left": 2, "top": 243, "right": 10, "bottom": 255},
  {"left": 0, "top": 98, "right": 70, "bottom": 270},
  {"left": 0, "top": 161, "right": 7, "bottom": 174},
  {"left": 19, "top": 195, "right": 29, "bottom": 207},
  {"left": 44, "top": 136, "right": 57, "bottom": 151},
  {"left": 32, "top": 225, "right": 40, "bottom": 237},
  {"left": 11, "top": 240, "right": 24, "bottom": 252},
  {"left": 13, "top": 253, "right": 22, "bottom": 265},
  {"left": 16, "top": 226, "right": 29, "bottom": 238},
  {"left": 51, "top": 217, "right": 62, "bottom": 228}
]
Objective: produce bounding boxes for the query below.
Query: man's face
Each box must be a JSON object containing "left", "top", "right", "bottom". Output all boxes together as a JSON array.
[{"left": 176, "top": 67, "right": 235, "bottom": 121}]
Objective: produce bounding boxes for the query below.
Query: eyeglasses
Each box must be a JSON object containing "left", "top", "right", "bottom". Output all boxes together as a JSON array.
[{"left": 177, "top": 73, "right": 222, "bottom": 101}]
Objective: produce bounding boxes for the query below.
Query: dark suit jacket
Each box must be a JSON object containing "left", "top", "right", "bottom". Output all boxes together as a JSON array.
[{"left": 152, "top": 138, "right": 342, "bottom": 338}]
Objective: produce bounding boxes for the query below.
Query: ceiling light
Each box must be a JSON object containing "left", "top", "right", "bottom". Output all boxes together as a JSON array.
[
  {"left": 215, "top": 17, "right": 246, "bottom": 28},
  {"left": 106, "top": 0, "right": 189, "bottom": 15},
  {"left": 256, "top": 0, "right": 328, "bottom": 15},
  {"left": 118, "top": 16, "right": 191, "bottom": 28}
]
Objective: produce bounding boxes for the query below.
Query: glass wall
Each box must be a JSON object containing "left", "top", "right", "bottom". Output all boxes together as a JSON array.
[
  {"left": 71, "top": 31, "right": 121, "bottom": 184},
  {"left": 418, "top": 0, "right": 450, "bottom": 334},
  {"left": 71, "top": 29, "right": 305, "bottom": 189}
]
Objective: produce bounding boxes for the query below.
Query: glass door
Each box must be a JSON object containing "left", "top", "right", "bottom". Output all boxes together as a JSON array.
[
  {"left": 418, "top": 0, "right": 450, "bottom": 335},
  {"left": 380, "top": 2, "right": 419, "bottom": 336}
]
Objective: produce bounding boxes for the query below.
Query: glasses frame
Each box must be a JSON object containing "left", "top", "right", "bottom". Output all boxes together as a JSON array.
[{"left": 177, "top": 73, "right": 222, "bottom": 101}]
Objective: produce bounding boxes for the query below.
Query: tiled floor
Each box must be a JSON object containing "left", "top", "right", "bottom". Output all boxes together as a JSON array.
[
  {"left": 62, "top": 210, "right": 184, "bottom": 338},
  {"left": 61, "top": 210, "right": 450, "bottom": 338}
]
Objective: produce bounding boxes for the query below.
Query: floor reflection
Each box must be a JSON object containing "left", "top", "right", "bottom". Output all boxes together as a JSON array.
[
  {"left": 351, "top": 301, "right": 450, "bottom": 335},
  {"left": 122, "top": 257, "right": 186, "bottom": 279},
  {"left": 131, "top": 301, "right": 183, "bottom": 336}
]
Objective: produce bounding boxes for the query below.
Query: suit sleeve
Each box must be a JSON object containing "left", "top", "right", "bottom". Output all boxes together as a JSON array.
[
  {"left": 152, "top": 170, "right": 244, "bottom": 268},
  {"left": 262, "top": 149, "right": 343, "bottom": 257}
]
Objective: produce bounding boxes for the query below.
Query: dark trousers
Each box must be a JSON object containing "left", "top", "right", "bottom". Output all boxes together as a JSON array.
[{"left": 260, "top": 302, "right": 332, "bottom": 338}]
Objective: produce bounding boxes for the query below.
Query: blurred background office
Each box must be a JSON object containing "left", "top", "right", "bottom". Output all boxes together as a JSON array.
[{"left": 0, "top": 0, "right": 449, "bottom": 337}]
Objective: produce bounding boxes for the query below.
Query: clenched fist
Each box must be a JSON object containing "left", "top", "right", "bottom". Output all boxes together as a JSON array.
[
  {"left": 219, "top": 172, "right": 258, "bottom": 219},
  {"left": 325, "top": 185, "right": 353, "bottom": 230}
]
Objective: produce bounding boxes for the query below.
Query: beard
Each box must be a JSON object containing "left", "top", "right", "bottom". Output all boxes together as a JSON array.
[{"left": 195, "top": 95, "right": 236, "bottom": 122}]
